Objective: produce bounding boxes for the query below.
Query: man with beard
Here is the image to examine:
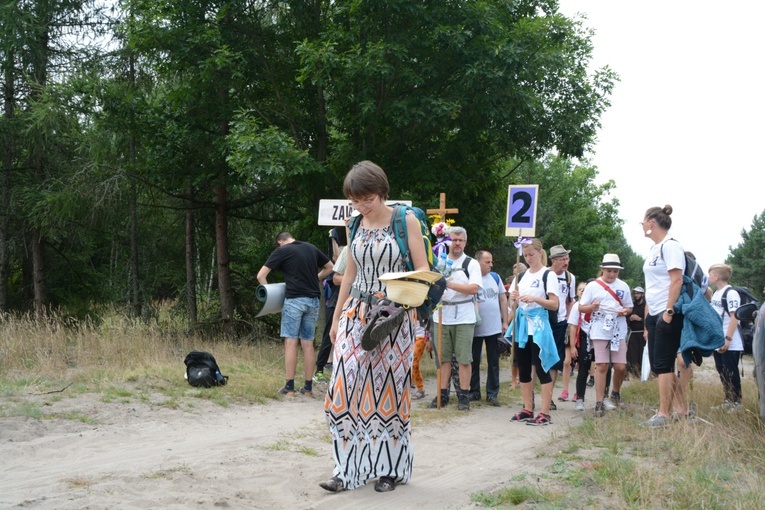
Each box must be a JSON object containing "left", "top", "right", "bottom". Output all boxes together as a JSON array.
[{"left": 626, "top": 287, "right": 647, "bottom": 379}]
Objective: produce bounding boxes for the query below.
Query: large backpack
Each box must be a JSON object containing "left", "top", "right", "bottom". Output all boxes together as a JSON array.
[
  {"left": 722, "top": 286, "right": 762, "bottom": 354},
  {"left": 184, "top": 351, "right": 228, "bottom": 388},
  {"left": 660, "top": 239, "right": 708, "bottom": 295},
  {"left": 348, "top": 204, "right": 446, "bottom": 319}
]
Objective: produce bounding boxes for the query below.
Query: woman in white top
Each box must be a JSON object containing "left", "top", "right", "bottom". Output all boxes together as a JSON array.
[
  {"left": 508, "top": 238, "right": 559, "bottom": 426},
  {"left": 579, "top": 254, "right": 633, "bottom": 417}
]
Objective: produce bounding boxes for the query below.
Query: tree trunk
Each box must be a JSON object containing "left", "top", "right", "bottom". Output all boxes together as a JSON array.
[
  {"left": 0, "top": 51, "right": 14, "bottom": 311},
  {"left": 215, "top": 181, "right": 233, "bottom": 330},
  {"left": 128, "top": 175, "right": 141, "bottom": 317},
  {"left": 31, "top": 228, "right": 47, "bottom": 317},
  {"left": 185, "top": 181, "right": 197, "bottom": 326}
]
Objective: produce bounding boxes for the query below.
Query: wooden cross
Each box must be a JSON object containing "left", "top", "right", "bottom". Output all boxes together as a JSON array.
[{"left": 426, "top": 193, "right": 459, "bottom": 222}]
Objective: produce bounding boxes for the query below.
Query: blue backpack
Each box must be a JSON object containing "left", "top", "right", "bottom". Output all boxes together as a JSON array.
[{"left": 349, "top": 204, "right": 446, "bottom": 320}]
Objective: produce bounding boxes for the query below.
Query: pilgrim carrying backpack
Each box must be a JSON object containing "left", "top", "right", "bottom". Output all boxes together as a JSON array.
[
  {"left": 348, "top": 204, "right": 446, "bottom": 320},
  {"left": 722, "top": 286, "right": 761, "bottom": 354},
  {"left": 184, "top": 351, "right": 228, "bottom": 388}
]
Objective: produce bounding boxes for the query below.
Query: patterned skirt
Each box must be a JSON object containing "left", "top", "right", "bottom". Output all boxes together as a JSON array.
[{"left": 324, "top": 296, "right": 415, "bottom": 490}]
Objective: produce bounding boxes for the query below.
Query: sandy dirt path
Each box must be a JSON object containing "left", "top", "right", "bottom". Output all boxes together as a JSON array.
[{"left": 2, "top": 376, "right": 582, "bottom": 510}]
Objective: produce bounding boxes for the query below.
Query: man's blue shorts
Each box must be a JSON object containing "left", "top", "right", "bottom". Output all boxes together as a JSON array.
[{"left": 281, "top": 297, "right": 320, "bottom": 340}]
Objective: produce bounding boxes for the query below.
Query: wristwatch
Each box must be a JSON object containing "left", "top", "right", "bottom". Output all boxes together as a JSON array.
[
  {"left": 725, "top": 335, "right": 732, "bottom": 341},
  {"left": 665, "top": 308, "right": 675, "bottom": 316}
]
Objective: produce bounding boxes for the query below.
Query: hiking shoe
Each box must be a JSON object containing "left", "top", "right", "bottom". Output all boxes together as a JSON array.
[
  {"left": 312, "top": 371, "right": 327, "bottom": 383},
  {"left": 511, "top": 409, "right": 534, "bottom": 422},
  {"left": 278, "top": 386, "right": 295, "bottom": 397},
  {"left": 713, "top": 400, "right": 732, "bottom": 410},
  {"left": 558, "top": 390, "right": 569, "bottom": 401},
  {"left": 487, "top": 395, "right": 500, "bottom": 407},
  {"left": 468, "top": 392, "right": 481, "bottom": 402},
  {"left": 527, "top": 412, "right": 552, "bottom": 426},
  {"left": 428, "top": 391, "right": 450, "bottom": 408},
  {"left": 587, "top": 376, "right": 595, "bottom": 387},
  {"left": 298, "top": 386, "right": 313, "bottom": 397},
  {"left": 610, "top": 392, "right": 623, "bottom": 409},
  {"left": 640, "top": 413, "right": 669, "bottom": 428},
  {"left": 603, "top": 398, "right": 617, "bottom": 411},
  {"left": 412, "top": 389, "right": 426, "bottom": 400},
  {"left": 594, "top": 401, "right": 605, "bottom": 417},
  {"left": 549, "top": 401, "right": 557, "bottom": 411},
  {"left": 575, "top": 399, "right": 585, "bottom": 411},
  {"left": 457, "top": 393, "right": 470, "bottom": 411}
]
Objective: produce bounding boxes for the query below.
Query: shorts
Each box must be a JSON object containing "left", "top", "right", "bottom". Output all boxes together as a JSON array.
[
  {"left": 646, "top": 313, "right": 684, "bottom": 375},
  {"left": 592, "top": 338, "right": 627, "bottom": 365},
  {"left": 280, "top": 297, "right": 320, "bottom": 340},
  {"left": 435, "top": 323, "right": 474, "bottom": 364}
]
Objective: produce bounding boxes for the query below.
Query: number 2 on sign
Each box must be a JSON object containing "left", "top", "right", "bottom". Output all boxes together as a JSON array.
[{"left": 505, "top": 185, "right": 538, "bottom": 237}]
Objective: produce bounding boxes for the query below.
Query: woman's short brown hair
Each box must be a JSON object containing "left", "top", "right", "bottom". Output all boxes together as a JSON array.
[{"left": 343, "top": 160, "right": 390, "bottom": 200}]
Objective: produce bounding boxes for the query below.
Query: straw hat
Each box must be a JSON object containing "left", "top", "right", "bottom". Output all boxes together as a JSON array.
[
  {"left": 600, "top": 253, "right": 623, "bottom": 270},
  {"left": 378, "top": 271, "right": 444, "bottom": 307}
]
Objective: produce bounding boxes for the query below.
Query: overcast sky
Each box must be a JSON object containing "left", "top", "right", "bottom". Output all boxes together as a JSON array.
[{"left": 557, "top": 1, "right": 763, "bottom": 271}]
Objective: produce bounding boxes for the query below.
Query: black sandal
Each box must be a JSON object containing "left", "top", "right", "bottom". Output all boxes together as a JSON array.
[
  {"left": 319, "top": 476, "right": 346, "bottom": 493},
  {"left": 374, "top": 476, "right": 396, "bottom": 493}
]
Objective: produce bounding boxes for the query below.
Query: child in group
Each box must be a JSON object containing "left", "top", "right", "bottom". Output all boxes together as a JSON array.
[{"left": 708, "top": 264, "right": 744, "bottom": 412}]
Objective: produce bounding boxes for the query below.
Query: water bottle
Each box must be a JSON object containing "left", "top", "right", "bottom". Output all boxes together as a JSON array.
[
  {"left": 444, "top": 259, "right": 453, "bottom": 277},
  {"left": 437, "top": 250, "right": 447, "bottom": 273}
]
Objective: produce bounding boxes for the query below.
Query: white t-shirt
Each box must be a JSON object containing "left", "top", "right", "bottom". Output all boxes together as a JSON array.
[
  {"left": 554, "top": 270, "right": 576, "bottom": 322},
  {"left": 475, "top": 272, "right": 503, "bottom": 337},
  {"left": 567, "top": 300, "right": 591, "bottom": 335},
  {"left": 432, "top": 254, "right": 483, "bottom": 325},
  {"left": 510, "top": 268, "right": 560, "bottom": 312},
  {"left": 711, "top": 285, "right": 743, "bottom": 351},
  {"left": 580, "top": 278, "right": 633, "bottom": 341},
  {"left": 644, "top": 238, "right": 685, "bottom": 316}
]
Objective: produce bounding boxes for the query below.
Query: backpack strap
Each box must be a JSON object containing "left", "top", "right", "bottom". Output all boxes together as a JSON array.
[
  {"left": 721, "top": 286, "right": 730, "bottom": 316},
  {"left": 461, "top": 256, "right": 473, "bottom": 279},
  {"left": 514, "top": 269, "right": 548, "bottom": 294},
  {"left": 595, "top": 278, "right": 623, "bottom": 306},
  {"left": 490, "top": 271, "right": 501, "bottom": 287},
  {"left": 389, "top": 205, "right": 413, "bottom": 271}
]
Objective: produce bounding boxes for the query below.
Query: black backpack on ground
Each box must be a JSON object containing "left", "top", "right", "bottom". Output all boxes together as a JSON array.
[
  {"left": 722, "top": 286, "right": 762, "bottom": 354},
  {"left": 184, "top": 351, "right": 228, "bottom": 387}
]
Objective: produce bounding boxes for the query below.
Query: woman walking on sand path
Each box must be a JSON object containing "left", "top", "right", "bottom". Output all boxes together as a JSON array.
[{"left": 321, "top": 161, "right": 429, "bottom": 493}]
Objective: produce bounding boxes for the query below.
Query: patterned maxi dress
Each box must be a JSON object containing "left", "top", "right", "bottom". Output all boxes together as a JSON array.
[{"left": 324, "top": 224, "right": 415, "bottom": 490}]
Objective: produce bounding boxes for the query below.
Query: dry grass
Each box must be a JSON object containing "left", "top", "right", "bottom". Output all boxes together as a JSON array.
[{"left": 476, "top": 366, "right": 765, "bottom": 509}]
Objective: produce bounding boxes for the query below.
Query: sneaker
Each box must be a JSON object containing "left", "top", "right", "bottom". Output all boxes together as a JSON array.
[
  {"left": 487, "top": 395, "right": 500, "bottom": 407},
  {"left": 412, "top": 389, "right": 426, "bottom": 400},
  {"left": 573, "top": 392, "right": 579, "bottom": 401},
  {"left": 527, "top": 412, "right": 552, "bottom": 426},
  {"left": 558, "top": 390, "right": 569, "bottom": 401},
  {"left": 594, "top": 401, "right": 605, "bottom": 417},
  {"left": 728, "top": 402, "right": 743, "bottom": 413},
  {"left": 278, "top": 386, "right": 295, "bottom": 397},
  {"left": 712, "top": 400, "right": 732, "bottom": 410},
  {"left": 457, "top": 393, "right": 470, "bottom": 411},
  {"left": 575, "top": 399, "right": 585, "bottom": 411},
  {"left": 610, "top": 391, "right": 623, "bottom": 409},
  {"left": 312, "top": 371, "right": 327, "bottom": 383},
  {"left": 640, "top": 413, "right": 669, "bottom": 428},
  {"left": 603, "top": 398, "right": 617, "bottom": 411},
  {"left": 587, "top": 376, "right": 595, "bottom": 387},
  {"left": 298, "top": 386, "right": 313, "bottom": 397},
  {"left": 549, "top": 401, "right": 557, "bottom": 411},
  {"left": 511, "top": 409, "right": 534, "bottom": 422}
]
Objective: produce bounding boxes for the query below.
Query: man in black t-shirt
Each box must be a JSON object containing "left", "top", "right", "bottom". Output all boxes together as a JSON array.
[{"left": 257, "top": 231, "right": 333, "bottom": 397}]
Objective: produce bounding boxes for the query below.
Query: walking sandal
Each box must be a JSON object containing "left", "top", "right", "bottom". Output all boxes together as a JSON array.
[
  {"left": 361, "top": 300, "right": 406, "bottom": 351},
  {"left": 374, "top": 476, "right": 396, "bottom": 492}
]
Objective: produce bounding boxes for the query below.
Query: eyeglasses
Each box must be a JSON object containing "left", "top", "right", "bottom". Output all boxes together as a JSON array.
[{"left": 451, "top": 238, "right": 466, "bottom": 244}]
